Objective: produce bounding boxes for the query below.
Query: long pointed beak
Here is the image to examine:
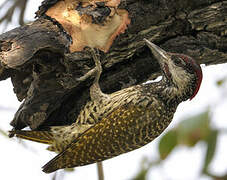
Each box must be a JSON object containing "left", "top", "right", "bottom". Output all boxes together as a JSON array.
[{"left": 144, "top": 38, "right": 169, "bottom": 65}]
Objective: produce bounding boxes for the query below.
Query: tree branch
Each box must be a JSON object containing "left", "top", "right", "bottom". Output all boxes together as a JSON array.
[
  {"left": 0, "top": 0, "right": 28, "bottom": 27},
  {"left": 0, "top": 0, "right": 226, "bottom": 130},
  {"left": 97, "top": 162, "right": 104, "bottom": 180}
]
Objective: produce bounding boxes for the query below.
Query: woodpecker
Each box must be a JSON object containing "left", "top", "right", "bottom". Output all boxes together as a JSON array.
[{"left": 10, "top": 39, "right": 203, "bottom": 173}]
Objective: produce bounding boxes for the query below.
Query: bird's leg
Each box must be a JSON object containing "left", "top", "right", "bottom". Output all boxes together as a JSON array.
[
  {"left": 76, "top": 66, "right": 98, "bottom": 82},
  {"left": 90, "top": 48, "right": 102, "bottom": 85},
  {"left": 89, "top": 48, "right": 109, "bottom": 102},
  {"left": 76, "top": 48, "right": 108, "bottom": 101},
  {"left": 75, "top": 49, "right": 101, "bottom": 83}
]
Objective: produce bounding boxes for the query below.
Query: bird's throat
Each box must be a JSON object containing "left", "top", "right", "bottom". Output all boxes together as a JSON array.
[{"left": 164, "top": 63, "right": 172, "bottom": 81}]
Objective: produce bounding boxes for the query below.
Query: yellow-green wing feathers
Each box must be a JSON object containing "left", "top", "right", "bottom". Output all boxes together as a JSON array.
[{"left": 42, "top": 104, "right": 156, "bottom": 173}]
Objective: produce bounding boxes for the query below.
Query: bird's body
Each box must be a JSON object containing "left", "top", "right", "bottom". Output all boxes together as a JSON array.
[
  {"left": 10, "top": 39, "right": 203, "bottom": 173},
  {"left": 48, "top": 82, "right": 176, "bottom": 153}
]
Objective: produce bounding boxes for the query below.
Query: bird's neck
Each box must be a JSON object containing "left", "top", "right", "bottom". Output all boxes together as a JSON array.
[{"left": 157, "top": 75, "right": 196, "bottom": 105}]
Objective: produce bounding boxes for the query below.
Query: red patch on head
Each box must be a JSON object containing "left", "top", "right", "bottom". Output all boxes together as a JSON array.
[{"left": 179, "top": 55, "right": 203, "bottom": 100}]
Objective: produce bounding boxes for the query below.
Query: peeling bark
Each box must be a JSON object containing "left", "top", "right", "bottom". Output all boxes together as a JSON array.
[{"left": 0, "top": 0, "right": 226, "bottom": 130}]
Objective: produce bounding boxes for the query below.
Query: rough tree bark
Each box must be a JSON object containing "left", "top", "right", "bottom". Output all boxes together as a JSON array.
[{"left": 0, "top": 0, "right": 226, "bottom": 130}]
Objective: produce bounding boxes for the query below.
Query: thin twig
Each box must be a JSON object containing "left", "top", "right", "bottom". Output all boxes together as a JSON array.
[{"left": 97, "top": 162, "right": 104, "bottom": 180}]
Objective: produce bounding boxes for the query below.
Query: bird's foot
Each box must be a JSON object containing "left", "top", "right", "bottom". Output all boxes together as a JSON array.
[
  {"left": 76, "top": 48, "right": 106, "bottom": 101},
  {"left": 89, "top": 48, "right": 108, "bottom": 101}
]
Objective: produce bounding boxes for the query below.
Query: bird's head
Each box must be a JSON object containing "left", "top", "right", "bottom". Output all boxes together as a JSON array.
[{"left": 144, "top": 38, "right": 203, "bottom": 100}]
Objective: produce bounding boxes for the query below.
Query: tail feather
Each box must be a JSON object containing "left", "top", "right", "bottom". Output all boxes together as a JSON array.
[
  {"left": 9, "top": 130, "right": 54, "bottom": 144},
  {"left": 42, "top": 156, "right": 61, "bottom": 173}
]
